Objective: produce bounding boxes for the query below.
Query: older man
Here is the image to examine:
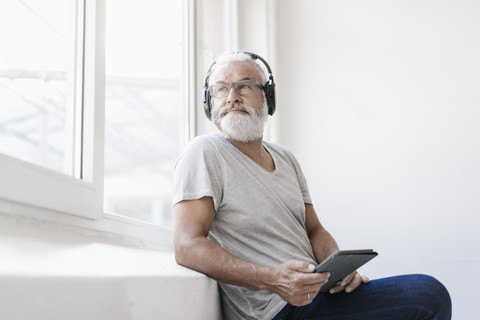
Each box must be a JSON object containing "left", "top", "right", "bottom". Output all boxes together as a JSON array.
[{"left": 173, "top": 52, "right": 451, "bottom": 320}]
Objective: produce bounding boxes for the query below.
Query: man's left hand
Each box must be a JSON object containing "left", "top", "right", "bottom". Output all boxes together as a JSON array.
[{"left": 328, "top": 271, "right": 369, "bottom": 294}]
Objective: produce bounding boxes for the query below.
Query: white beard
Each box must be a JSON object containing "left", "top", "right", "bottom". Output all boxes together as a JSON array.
[{"left": 211, "top": 103, "right": 268, "bottom": 142}]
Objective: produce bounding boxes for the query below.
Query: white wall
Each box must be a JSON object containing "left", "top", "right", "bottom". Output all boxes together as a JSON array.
[{"left": 274, "top": 1, "right": 480, "bottom": 319}]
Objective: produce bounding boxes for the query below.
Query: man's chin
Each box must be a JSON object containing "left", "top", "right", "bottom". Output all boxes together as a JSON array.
[
  {"left": 218, "top": 122, "right": 264, "bottom": 142},
  {"left": 213, "top": 108, "right": 266, "bottom": 142}
]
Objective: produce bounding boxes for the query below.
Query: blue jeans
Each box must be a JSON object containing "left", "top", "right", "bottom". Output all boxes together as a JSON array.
[{"left": 273, "top": 274, "right": 451, "bottom": 320}]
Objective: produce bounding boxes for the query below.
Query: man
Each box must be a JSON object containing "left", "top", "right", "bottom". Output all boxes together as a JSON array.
[{"left": 173, "top": 52, "right": 451, "bottom": 320}]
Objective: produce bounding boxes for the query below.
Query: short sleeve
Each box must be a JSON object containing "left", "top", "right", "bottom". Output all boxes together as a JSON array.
[{"left": 172, "top": 136, "right": 223, "bottom": 210}]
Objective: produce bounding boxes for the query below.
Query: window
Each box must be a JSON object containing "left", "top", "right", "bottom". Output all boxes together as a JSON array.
[
  {"left": 0, "top": 0, "right": 190, "bottom": 231},
  {"left": 0, "top": 0, "right": 102, "bottom": 219},
  {"left": 103, "top": 0, "right": 184, "bottom": 227},
  {"left": 0, "top": 0, "right": 79, "bottom": 175}
]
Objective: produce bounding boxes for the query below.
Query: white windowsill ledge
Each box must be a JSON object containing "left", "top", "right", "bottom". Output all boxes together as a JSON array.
[{"left": 0, "top": 212, "right": 222, "bottom": 320}]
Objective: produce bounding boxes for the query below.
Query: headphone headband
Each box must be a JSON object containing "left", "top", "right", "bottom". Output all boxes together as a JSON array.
[{"left": 203, "top": 52, "right": 276, "bottom": 120}]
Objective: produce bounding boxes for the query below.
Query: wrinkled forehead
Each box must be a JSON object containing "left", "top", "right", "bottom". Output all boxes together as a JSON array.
[{"left": 209, "top": 61, "right": 263, "bottom": 84}]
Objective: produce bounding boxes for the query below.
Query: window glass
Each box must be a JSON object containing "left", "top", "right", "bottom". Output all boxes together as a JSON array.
[
  {"left": 104, "top": 0, "right": 184, "bottom": 227},
  {"left": 0, "top": 0, "right": 77, "bottom": 174}
]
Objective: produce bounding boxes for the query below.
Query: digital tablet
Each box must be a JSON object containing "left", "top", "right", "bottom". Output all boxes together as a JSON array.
[{"left": 315, "top": 249, "right": 378, "bottom": 292}]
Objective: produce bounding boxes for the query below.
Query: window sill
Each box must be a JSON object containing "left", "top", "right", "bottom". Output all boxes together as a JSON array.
[
  {"left": 0, "top": 211, "right": 221, "bottom": 320},
  {"left": 0, "top": 197, "right": 173, "bottom": 248}
]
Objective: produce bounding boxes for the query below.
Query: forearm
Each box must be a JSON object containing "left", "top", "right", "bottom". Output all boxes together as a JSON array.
[
  {"left": 174, "top": 198, "right": 273, "bottom": 290},
  {"left": 304, "top": 205, "right": 369, "bottom": 294},
  {"left": 175, "top": 235, "right": 272, "bottom": 290},
  {"left": 309, "top": 226, "right": 339, "bottom": 263},
  {"left": 175, "top": 235, "right": 330, "bottom": 306},
  {"left": 304, "top": 204, "right": 339, "bottom": 263}
]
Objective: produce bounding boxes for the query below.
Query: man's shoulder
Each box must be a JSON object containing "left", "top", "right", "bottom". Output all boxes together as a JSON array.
[
  {"left": 188, "top": 132, "right": 225, "bottom": 151},
  {"left": 191, "top": 132, "right": 221, "bottom": 143},
  {"left": 180, "top": 132, "right": 231, "bottom": 159}
]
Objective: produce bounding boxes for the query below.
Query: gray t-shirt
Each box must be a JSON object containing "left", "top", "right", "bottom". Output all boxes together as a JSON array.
[{"left": 173, "top": 133, "right": 318, "bottom": 320}]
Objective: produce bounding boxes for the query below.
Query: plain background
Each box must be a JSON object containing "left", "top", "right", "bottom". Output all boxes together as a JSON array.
[{"left": 270, "top": 1, "right": 480, "bottom": 319}]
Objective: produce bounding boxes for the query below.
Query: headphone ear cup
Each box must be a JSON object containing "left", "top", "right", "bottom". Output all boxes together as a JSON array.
[
  {"left": 264, "top": 82, "right": 276, "bottom": 116},
  {"left": 203, "top": 87, "right": 212, "bottom": 120}
]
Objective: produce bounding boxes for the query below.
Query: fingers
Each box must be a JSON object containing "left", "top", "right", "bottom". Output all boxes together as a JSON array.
[
  {"left": 285, "top": 260, "right": 316, "bottom": 273},
  {"left": 330, "top": 272, "right": 355, "bottom": 293},
  {"left": 296, "top": 286, "right": 322, "bottom": 306},
  {"left": 305, "top": 291, "right": 315, "bottom": 304},
  {"left": 329, "top": 272, "right": 369, "bottom": 294},
  {"left": 295, "top": 274, "right": 329, "bottom": 305},
  {"left": 361, "top": 274, "right": 370, "bottom": 284},
  {"left": 344, "top": 272, "right": 363, "bottom": 293},
  {"left": 272, "top": 261, "right": 330, "bottom": 306},
  {"left": 277, "top": 260, "right": 330, "bottom": 286}
]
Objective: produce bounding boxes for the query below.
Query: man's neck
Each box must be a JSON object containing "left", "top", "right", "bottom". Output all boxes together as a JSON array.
[
  {"left": 227, "top": 137, "right": 263, "bottom": 155},
  {"left": 227, "top": 137, "right": 275, "bottom": 172}
]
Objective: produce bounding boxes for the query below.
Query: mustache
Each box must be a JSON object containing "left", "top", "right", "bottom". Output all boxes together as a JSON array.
[{"left": 219, "top": 103, "right": 251, "bottom": 117}]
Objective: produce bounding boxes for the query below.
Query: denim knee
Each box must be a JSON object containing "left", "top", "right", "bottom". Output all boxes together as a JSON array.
[{"left": 409, "top": 274, "right": 452, "bottom": 320}]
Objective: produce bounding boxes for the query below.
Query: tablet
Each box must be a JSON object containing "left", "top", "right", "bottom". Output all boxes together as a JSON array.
[{"left": 315, "top": 249, "right": 378, "bottom": 292}]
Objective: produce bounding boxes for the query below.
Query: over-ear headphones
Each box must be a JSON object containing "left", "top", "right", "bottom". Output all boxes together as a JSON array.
[{"left": 203, "top": 52, "right": 276, "bottom": 120}]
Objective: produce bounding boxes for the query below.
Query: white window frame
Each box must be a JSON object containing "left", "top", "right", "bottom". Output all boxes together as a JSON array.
[
  {"left": 0, "top": 0, "right": 192, "bottom": 246},
  {"left": 0, "top": 0, "right": 103, "bottom": 221}
]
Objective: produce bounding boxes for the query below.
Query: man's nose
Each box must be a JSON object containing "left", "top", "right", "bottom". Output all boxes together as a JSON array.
[{"left": 226, "top": 86, "right": 241, "bottom": 104}]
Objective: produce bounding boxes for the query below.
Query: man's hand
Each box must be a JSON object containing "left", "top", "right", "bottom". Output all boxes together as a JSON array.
[
  {"left": 328, "top": 271, "right": 370, "bottom": 294},
  {"left": 268, "top": 260, "right": 330, "bottom": 306}
]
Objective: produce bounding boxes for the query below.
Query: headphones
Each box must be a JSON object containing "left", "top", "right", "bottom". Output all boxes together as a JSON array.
[{"left": 203, "top": 52, "right": 276, "bottom": 120}]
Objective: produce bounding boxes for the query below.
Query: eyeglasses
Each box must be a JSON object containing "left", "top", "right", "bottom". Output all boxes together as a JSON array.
[{"left": 208, "top": 79, "right": 264, "bottom": 98}]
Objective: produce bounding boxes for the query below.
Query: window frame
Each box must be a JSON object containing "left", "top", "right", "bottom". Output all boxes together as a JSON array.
[
  {"left": 0, "top": 0, "right": 188, "bottom": 245},
  {"left": 0, "top": 0, "right": 103, "bottom": 221}
]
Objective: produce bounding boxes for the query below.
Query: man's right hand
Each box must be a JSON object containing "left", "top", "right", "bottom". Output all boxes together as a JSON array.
[{"left": 267, "top": 260, "right": 330, "bottom": 306}]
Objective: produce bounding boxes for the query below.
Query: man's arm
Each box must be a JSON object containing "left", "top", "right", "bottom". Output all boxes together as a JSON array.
[
  {"left": 304, "top": 204, "right": 340, "bottom": 261},
  {"left": 173, "top": 197, "right": 330, "bottom": 306},
  {"left": 304, "top": 204, "right": 370, "bottom": 294}
]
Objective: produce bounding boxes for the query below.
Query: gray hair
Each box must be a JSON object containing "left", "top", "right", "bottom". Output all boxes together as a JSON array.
[{"left": 206, "top": 52, "right": 268, "bottom": 86}]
